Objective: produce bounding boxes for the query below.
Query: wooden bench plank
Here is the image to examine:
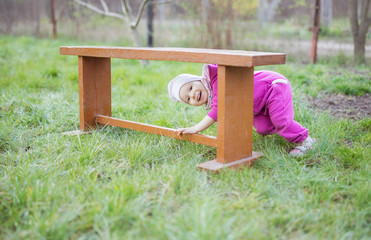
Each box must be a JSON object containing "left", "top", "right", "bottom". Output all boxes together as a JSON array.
[
  {"left": 96, "top": 115, "right": 218, "bottom": 147},
  {"left": 217, "top": 66, "right": 254, "bottom": 163},
  {"left": 60, "top": 46, "right": 285, "bottom": 67},
  {"left": 79, "top": 57, "right": 111, "bottom": 129}
]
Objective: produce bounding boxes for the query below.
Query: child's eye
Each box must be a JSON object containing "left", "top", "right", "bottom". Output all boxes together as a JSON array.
[
  {"left": 187, "top": 97, "right": 190, "bottom": 102},
  {"left": 190, "top": 86, "right": 192, "bottom": 90}
]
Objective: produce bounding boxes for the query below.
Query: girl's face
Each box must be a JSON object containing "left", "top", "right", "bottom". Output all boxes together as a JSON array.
[{"left": 179, "top": 80, "right": 208, "bottom": 106}]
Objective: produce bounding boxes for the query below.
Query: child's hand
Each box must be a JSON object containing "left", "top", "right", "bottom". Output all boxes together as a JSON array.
[
  {"left": 175, "top": 116, "right": 215, "bottom": 136},
  {"left": 176, "top": 127, "right": 199, "bottom": 135}
]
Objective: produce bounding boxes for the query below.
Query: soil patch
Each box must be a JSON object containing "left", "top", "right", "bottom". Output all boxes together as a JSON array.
[{"left": 308, "top": 93, "right": 371, "bottom": 120}]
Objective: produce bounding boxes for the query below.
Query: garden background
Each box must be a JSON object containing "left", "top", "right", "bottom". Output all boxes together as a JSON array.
[{"left": 0, "top": 0, "right": 370, "bottom": 239}]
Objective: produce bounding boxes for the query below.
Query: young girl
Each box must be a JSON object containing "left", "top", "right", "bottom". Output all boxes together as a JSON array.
[{"left": 168, "top": 64, "right": 316, "bottom": 157}]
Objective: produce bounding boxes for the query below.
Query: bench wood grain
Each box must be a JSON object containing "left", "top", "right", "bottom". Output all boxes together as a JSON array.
[{"left": 60, "top": 46, "right": 285, "bottom": 67}]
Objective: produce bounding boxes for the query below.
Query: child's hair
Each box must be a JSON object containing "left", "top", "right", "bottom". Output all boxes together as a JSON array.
[{"left": 167, "top": 74, "right": 201, "bottom": 103}]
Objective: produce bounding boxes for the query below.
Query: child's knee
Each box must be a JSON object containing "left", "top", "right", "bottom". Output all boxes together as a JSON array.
[
  {"left": 254, "top": 124, "right": 275, "bottom": 136},
  {"left": 253, "top": 115, "right": 275, "bottom": 136}
]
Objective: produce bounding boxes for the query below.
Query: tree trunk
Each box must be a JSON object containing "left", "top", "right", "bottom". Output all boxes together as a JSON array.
[
  {"left": 267, "top": 0, "right": 280, "bottom": 22},
  {"left": 147, "top": 0, "right": 154, "bottom": 47},
  {"left": 321, "top": 0, "right": 332, "bottom": 27},
  {"left": 34, "top": 0, "right": 40, "bottom": 36},
  {"left": 50, "top": 0, "right": 57, "bottom": 39},
  {"left": 350, "top": 0, "right": 371, "bottom": 64},
  {"left": 131, "top": 27, "right": 144, "bottom": 47},
  {"left": 259, "top": 0, "right": 281, "bottom": 25},
  {"left": 310, "top": 0, "right": 321, "bottom": 64},
  {"left": 73, "top": 0, "right": 150, "bottom": 65},
  {"left": 2, "top": 0, "right": 16, "bottom": 34},
  {"left": 354, "top": 36, "right": 366, "bottom": 64}
]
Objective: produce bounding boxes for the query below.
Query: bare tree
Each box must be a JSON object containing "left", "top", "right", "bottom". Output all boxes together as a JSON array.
[
  {"left": 0, "top": 0, "right": 17, "bottom": 34},
  {"left": 350, "top": 0, "right": 371, "bottom": 64},
  {"left": 73, "top": 0, "right": 173, "bottom": 47},
  {"left": 74, "top": 0, "right": 146, "bottom": 47}
]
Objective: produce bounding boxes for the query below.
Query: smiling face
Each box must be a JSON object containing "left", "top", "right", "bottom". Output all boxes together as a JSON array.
[{"left": 179, "top": 80, "right": 208, "bottom": 106}]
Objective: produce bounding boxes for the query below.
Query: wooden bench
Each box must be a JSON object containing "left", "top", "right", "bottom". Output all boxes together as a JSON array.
[{"left": 60, "top": 46, "right": 286, "bottom": 172}]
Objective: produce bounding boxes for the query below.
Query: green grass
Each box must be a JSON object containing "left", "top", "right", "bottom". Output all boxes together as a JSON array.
[{"left": 0, "top": 35, "right": 370, "bottom": 239}]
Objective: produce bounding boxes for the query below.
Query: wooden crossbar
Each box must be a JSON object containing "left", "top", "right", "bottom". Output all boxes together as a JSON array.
[{"left": 96, "top": 115, "right": 217, "bottom": 147}]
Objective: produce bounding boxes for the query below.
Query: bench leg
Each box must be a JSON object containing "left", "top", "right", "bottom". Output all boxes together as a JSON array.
[
  {"left": 78, "top": 56, "right": 111, "bottom": 130},
  {"left": 198, "top": 65, "right": 262, "bottom": 172}
]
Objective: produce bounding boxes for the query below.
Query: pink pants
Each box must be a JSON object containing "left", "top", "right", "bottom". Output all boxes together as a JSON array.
[{"left": 253, "top": 82, "right": 308, "bottom": 143}]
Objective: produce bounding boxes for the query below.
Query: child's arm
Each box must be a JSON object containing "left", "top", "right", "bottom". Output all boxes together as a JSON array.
[{"left": 176, "top": 115, "right": 215, "bottom": 135}]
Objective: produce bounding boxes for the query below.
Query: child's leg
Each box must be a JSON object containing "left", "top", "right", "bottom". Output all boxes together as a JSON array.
[
  {"left": 253, "top": 114, "right": 276, "bottom": 136},
  {"left": 267, "top": 83, "right": 309, "bottom": 143}
]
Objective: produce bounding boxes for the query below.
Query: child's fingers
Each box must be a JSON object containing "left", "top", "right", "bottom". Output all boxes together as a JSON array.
[{"left": 176, "top": 128, "right": 185, "bottom": 135}]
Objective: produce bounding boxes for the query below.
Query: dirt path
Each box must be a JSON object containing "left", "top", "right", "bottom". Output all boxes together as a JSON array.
[{"left": 307, "top": 93, "right": 371, "bottom": 120}]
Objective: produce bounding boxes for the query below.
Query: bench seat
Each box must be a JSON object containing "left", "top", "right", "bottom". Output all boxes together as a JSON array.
[{"left": 60, "top": 46, "right": 285, "bottom": 67}]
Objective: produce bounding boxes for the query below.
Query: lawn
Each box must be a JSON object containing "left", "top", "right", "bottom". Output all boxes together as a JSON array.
[{"left": 0, "top": 35, "right": 370, "bottom": 239}]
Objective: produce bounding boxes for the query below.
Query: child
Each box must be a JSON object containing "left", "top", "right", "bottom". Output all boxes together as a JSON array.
[{"left": 168, "top": 64, "right": 316, "bottom": 157}]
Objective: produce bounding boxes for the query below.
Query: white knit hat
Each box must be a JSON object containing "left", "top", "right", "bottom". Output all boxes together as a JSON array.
[{"left": 168, "top": 74, "right": 202, "bottom": 103}]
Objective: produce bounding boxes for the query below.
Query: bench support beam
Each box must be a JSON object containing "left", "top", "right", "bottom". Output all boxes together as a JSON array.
[
  {"left": 78, "top": 56, "right": 111, "bottom": 130},
  {"left": 198, "top": 65, "right": 260, "bottom": 172},
  {"left": 217, "top": 66, "right": 254, "bottom": 163}
]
